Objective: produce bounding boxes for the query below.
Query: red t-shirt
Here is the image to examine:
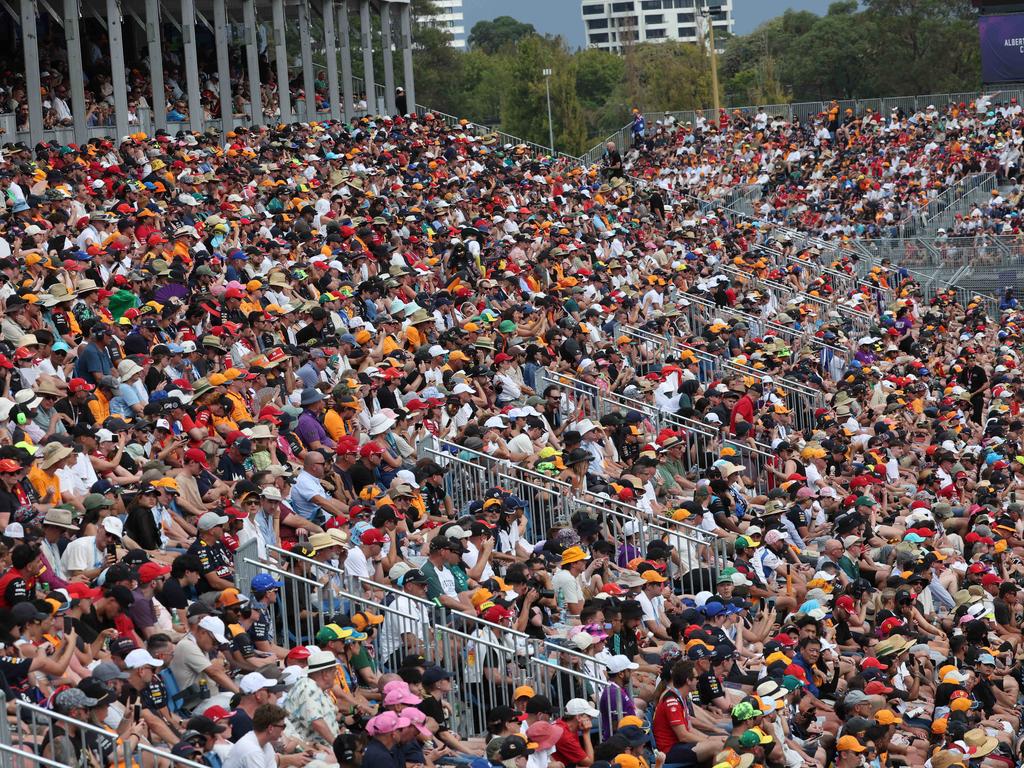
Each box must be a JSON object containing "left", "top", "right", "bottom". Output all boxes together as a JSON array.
[
  {"left": 552, "top": 719, "right": 587, "bottom": 768},
  {"left": 730, "top": 394, "right": 755, "bottom": 434},
  {"left": 652, "top": 690, "right": 689, "bottom": 753}
]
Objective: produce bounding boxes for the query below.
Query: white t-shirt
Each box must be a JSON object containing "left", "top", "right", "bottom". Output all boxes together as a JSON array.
[
  {"left": 637, "top": 590, "right": 663, "bottom": 624},
  {"left": 223, "top": 730, "right": 275, "bottom": 768},
  {"left": 462, "top": 541, "right": 494, "bottom": 582},
  {"left": 344, "top": 546, "right": 374, "bottom": 582},
  {"left": 379, "top": 594, "right": 432, "bottom": 660},
  {"left": 61, "top": 536, "right": 104, "bottom": 575},
  {"left": 552, "top": 568, "right": 584, "bottom": 608}
]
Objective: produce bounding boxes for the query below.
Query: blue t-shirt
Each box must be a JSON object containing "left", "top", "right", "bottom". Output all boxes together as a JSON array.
[
  {"left": 109, "top": 384, "right": 141, "bottom": 418},
  {"left": 74, "top": 342, "right": 112, "bottom": 380}
]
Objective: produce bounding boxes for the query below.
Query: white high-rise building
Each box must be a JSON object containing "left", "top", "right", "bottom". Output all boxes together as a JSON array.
[
  {"left": 417, "top": 0, "right": 466, "bottom": 49},
  {"left": 581, "top": 0, "right": 734, "bottom": 54}
]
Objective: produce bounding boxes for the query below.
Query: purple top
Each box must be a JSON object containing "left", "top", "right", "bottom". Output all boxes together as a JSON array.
[
  {"left": 296, "top": 409, "right": 334, "bottom": 450},
  {"left": 599, "top": 681, "right": 636, "bottom": 740}
]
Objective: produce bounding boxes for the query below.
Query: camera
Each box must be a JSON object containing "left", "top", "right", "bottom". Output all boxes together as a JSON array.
[{"left": 527, "top": 578, "right": 554, "bottom": 600}]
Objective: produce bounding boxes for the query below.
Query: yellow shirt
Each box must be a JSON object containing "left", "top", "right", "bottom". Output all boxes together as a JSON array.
[
  {"left": 88, "top": 390, "right": 110, "bottom": 424},
  {"left": 225, "top": 391, "right": 252, "bottom": 423},
  {"left": 323, "top": 408, "right": 352, "bottom": 442},
  {"left": 28, "top": 466, "right": 60, "bottom": 505}
]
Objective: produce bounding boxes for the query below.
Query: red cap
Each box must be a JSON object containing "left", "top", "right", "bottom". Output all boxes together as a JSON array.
[
  {"left": 360, "top": 527, "right": 387, "bottom": 546},
  {"left": 201, "top": 705, "right": 234, "bottom": 722},
  {"left": 66, "top": 582, "right": 103, "bottom": 600},
  {"left": 835, "top": 595, "right": 855, "bottom": 612},
  {"left": 880, "top": 617, "right": 904, "bottom": 636},
  {"left": 225, "top": 505, "right": 247, "bottom": 519},
  {"left": 336, "top": 435, "right": 360, "bottom": 454},
  {"left": 494, "top": 353, "right": 514, "bottom": 363},
  {"left": 864, "top": 680, "right": 894, "bottom": 695},
  {"left": 861, "top": 657, "right": 886, "bottom": 670},
  {"left": 184, "top": 447, "right": 209, "bottom": 467},
  {"left": 138, "top": 562, "right": 171, "bottom": 584},
  {"left": 784, "top": 664, "right": 809, "bottom": 682},
  {"left": 967, "top": 562, "right": 988, "bottom": 575},
  {"left": 147, "top": 233, "right": 167, "bottom": 246},
  {"left": 286, "top": 645, "right": 312, "bottom": 660},
  {"left": 0, "top": 459, "right": 21, "bottom": 473},
  {"left": 981, "top": 573, "right": 1002, "bottom": 586},
  {"left": 68, "top": 377, "right": 95, "bottom": 394},
  {"left": 600, "top": 583, "right": 625, "bottom": 596},
  {"left": 223, "top": 287, "right": 246, "bottom": 300},
  {"left": 772, "top": 633, "right": 797, "bottom": 648},
  {"left": 481, "top": 605, "right": 513, "bottom": 623},
  {"left": 172, "top": 378, "right": 194, "bottom": 392},
  {"left": 360, "top": 442, "right": 385, "bottom": 458}
]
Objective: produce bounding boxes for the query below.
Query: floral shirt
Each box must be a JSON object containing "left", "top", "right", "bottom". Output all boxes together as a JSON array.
[{"left": 284, "top": 676, "right": 339, "bottom": 746}]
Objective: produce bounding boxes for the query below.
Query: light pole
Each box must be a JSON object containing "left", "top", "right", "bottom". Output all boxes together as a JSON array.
[
  {"left": 699, "top": 2, "right": 722, "bottom": 116},
  {"left": 543, "top": 67, "right": 554, "bottom": 153}
]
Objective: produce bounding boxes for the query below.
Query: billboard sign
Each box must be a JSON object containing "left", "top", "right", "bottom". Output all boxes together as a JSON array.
[{"left": 981, "top": 14, "right": 1024, "bottom": 83}]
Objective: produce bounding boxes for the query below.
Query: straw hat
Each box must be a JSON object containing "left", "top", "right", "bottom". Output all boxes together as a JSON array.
[{"left": 39, "top": 442, "right": 74, "bottom": 469}]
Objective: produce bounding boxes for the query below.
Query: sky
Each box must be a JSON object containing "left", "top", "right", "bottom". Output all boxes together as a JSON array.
[{"left": 461, "top": 0, "right": 836, "bottom": 50}]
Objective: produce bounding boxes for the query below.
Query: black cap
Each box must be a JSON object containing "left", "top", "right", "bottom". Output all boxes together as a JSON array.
[
  {"left": 499, "top": 737, "right": 534, "bottom": 760},
  {"left": 186, "top": 715, "right": 228, "bottom": 736},
  {"left": 486, "top": 705, "right": 518, "bottom": 726},
  {"left": 422, "top": 666, "right": 452, "bottom": 686},
  {"left": 399, "top": 653, "right": 427, "bottom": 669},
  {"left": 525, "top": 694, "right": 554, "bottom": 715},
  {"left": 11, "top": 601, "right": 47, "bottom": 625},
  {"left": 616, "top": 725, "right": 649, "bottom": 747},
  {"left": 77, "top": 678, "right": 113, "bottom": 706},
  {"left": 105, "top": 585, "right": 135, "bottom": 610},
  {"left": 402, "top": 568, "right": 429, "bottom": 585}
]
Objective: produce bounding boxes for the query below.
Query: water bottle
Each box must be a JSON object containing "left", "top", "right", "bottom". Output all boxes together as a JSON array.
[
  {"left": 198, "top": 675, "right": 210, "bottom": 700},
  {"left": 557, "top": 587, "right": 567, "bottom": 625}
]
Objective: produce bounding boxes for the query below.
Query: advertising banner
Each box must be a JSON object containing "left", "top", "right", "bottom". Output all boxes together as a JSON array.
[{"left": 981, "top": 14, "right": 1024, "bottom": 84}]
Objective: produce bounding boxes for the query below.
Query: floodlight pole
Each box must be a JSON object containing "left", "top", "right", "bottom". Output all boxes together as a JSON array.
[{"left": 543, "top": 68, "right": 554, "bottom": 153}]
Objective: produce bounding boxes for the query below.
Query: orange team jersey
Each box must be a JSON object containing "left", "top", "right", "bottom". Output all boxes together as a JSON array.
[
  {"left": 381, "top": 335, "right": 400, "bottom": 355},
  {"left": 28, "top": 466, "right": 60, "bottom": 505},
  {"left": 323, "top": 408, "right": 352, "bottom": 442},
  {"left": 212, "top": 413, "right": 240, "bottom": 434},
  {"left": 405, "top": 324, "right": 426, "bottom": 350},
  {"left": 88, "top": 390, "right": 111, "bottom": 424},
  {"left": 225, "top": 391, "right": 253, "bottom": 423}
]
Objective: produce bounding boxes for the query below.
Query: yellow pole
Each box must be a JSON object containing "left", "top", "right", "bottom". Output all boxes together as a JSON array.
[{"left": 707, "top": 10, "right": 721, "bottom": 117}]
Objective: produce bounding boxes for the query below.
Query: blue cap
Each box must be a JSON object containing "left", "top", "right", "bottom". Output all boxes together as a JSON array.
[
  {"left": 51, "top": 341, "right": 71, "bottom": 353},
  {"left": 339, "top": 333, "right": 358, "bottom": 346},
  {"left": 702, "top": 602, "right": 726, "bottom": 618},
  {"left": 250, "top": 573, "right": 284, "bottom": 593},
  {"left": 90, "top": 479, "right": 116, "bottom": 495}
]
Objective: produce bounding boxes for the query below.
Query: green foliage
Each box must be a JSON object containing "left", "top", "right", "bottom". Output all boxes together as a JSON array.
[
  {"left": 720, "top": 0, "right": 981, "bottom": 105},
  {"left": 467, "top": 16, "right": 538, "bottom": 54}
]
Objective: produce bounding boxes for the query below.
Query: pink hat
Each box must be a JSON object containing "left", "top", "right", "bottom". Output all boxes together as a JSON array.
[
  {"left": 385, "top": 688, "right": 423, "bottom": 707},
  {"left": 382, "top": 680, "right": 412, "bottom": 697},
  {"left": 764, "top": 530, "right": 786, "bottom": 545},
  {"left": 367, "top": 711, "right": 411, "bottom": 735},
  {"left": 402, "top": 707, "right": 434, "bottom": 738}
]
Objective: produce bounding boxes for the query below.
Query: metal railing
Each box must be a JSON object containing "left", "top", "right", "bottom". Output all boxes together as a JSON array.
[{"left": 4, "top": 696, "right": 209, "bottom": 768}]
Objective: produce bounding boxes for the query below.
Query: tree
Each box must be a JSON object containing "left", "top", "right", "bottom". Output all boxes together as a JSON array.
[{"left": 467, "top": 16, "right": 537, "bottom": 54}]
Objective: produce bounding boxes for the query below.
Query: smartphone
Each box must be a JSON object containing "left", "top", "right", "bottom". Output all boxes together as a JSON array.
[
  {"left": 63, "top": 617, "right": 72, "bottom": 634},
  {"left": 106, "top": 543, "right": 117, "bottom": 558},
  {"left": 133, "top": 703, "right": 142, "bottom": 722}
]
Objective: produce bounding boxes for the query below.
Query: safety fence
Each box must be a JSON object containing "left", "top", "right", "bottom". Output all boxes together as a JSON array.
[
  {"left": 0, "top": 695, "right": 209, "bottom": 768},
  {"left": 618, "top": 324, "right": 825, "bottom": 436},
  {"left": 231, "top": 538, "right": 632, "bottom": 739}
]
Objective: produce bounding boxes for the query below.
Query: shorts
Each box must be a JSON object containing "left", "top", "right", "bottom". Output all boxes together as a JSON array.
[{"left": 664, "top": 742, "right": 698, "bottom": 766}]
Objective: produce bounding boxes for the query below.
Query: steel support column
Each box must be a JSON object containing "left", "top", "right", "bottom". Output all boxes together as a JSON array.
[
  {"left": 107, "top": 0, "right": 130, "bottom": 140},
  {"left": 399, "top": 2, "right": 414, "bottom": 114},
  {"left": 180, "top": 0, "right": 202, "bottom": 132},
  {"left": 144, "top": 0, "right": 165, "bottom": 131},
  {"left": 242, "top": 0, "right": 262, "bottom": 126},
  {"left": 21, "top": 0, "right": 43, "bottom": 145},
  {"left": 359, "top": 0, "right": 375, "bottom": 115},
  {"left": 213, "top": 0, "right": 232, "bottom": 134},
  {"left": 297, "top": 0, "right": 316, "bottom": 121},
  {"left": 63, "top": 0, "right": 88, "bottom": 143},
  {"left": 272, "top": 0, "right": 291, "bottom": 122},
  {"left": 337, "top": 0, "right": 353, "bottom": 122},
  {"left": 380, "top": 2, "right": 395, "bottom": 115},
  {"left": 322, "top": 0, "right": 340, "bottom": 121}
]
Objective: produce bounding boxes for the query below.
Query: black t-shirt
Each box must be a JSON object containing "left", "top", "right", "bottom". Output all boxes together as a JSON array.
[
  {"left": 994, "top": 598, "right": 1012, "bottom": 627},
  {"left": 75, "top": 607, "right": 115, "bottom": 645},
  {"left": 186, "top": 538, "right": 234, "bottom": 594},
  {"left": 696, "top": 671, "right": 725, "bottom": 705},
  {"left": 156, "top": 577, "right": 192, "bottom": 612},
  {"left": 142, "top": 673, "right": 169, "bottom": 711},
  {"left": 217, "top": 454, "right": 248, "bottom": 483},
  {"left": 417, "top": 694, "right": 450, "bottom": 733},
  {"left": 0, "top": 490, "right": 18, "bottom": 527},
  {"left": 125, "top": 504, "right": 161, "bottom": 551},
  {"left": 249, "top": 608, "right": 273, "bottom": 645},
  {"left": 227, "top": 623, "right": 257, "bottom": 658},
  {"left": 349, "top": 461, "right": 378, "bottom": 495},
  {"left": 934, "top": 681, "right": 959, "bottom": 708},
  {"left": 423, "top": 483, "right": 448, "bottom": 519},
  {"left": 229, "top": 708, "right": 254, "bottom": 742}
]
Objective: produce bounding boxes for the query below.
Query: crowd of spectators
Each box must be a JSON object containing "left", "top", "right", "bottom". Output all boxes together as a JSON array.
[{"left": 0, "top": 80, "right": 1021, "bottom": 768}]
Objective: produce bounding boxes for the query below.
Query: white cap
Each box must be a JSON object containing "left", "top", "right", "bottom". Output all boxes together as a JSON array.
[
  {"left": 198, "top": 615, "right": 229, "bottom": 644},
  {"left": 452, "top": 383, "right": 473, "bottom": 395},
  {"left": 101, "top": 517, "right": 123, "bottom": 538},
  {"left": 281, "top": 665, "right": 306, "bottom": 686},
  {"left": 564, "top": 698, "right": 600, "bottom": 717},
  {"left": 605, "top": 655, "right": 640, "bottom": 674},
  {"left": 124, "top": 648, "right": 164, "bottom": 669},
  {"left": 155, "top": 419, "right": 171, "bottom": 431},
  {"left": 576, "top": 418, "right": 598, "bottom": 434},
  {"left": 3, "top": 522, "right": 24, "bottom": 539},
  {"left": 483, "top": 416, "right": 507, "bottom": 429},
  {"left": 428, "top": 345, "right": 446, "bottom": 357},
  {"left": 395, "top": 469, "right": 419, "bottom": 489},
  {"left": 96, "top": 428, "right": 115, "bottom": 443},
  {"left": 239, "top": 672, "right": 279, "bottom": 694},
  {"left": 445, "top": 525, "right": 471, "bottom": 540},
  {"left": 622, "top": 520, "right": 641, "bottom": 537}
]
